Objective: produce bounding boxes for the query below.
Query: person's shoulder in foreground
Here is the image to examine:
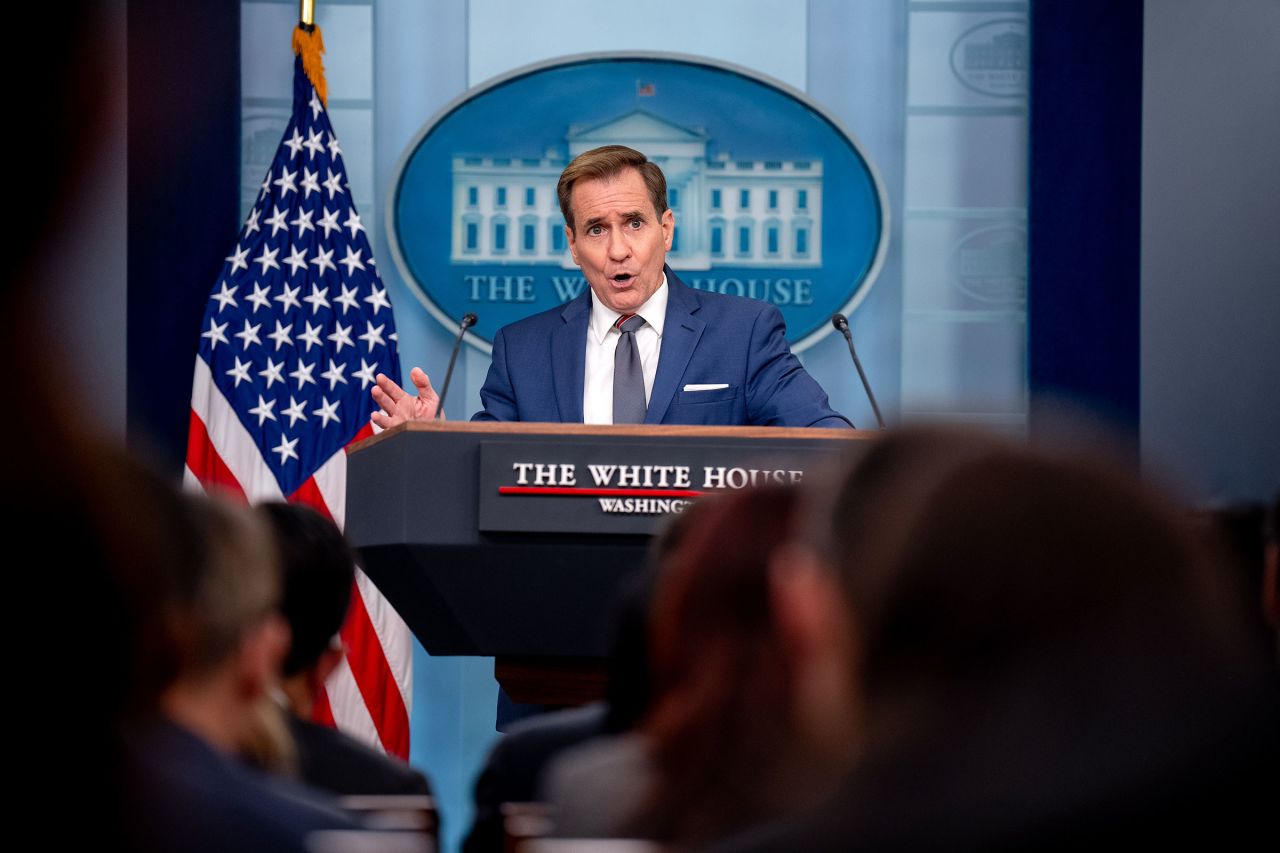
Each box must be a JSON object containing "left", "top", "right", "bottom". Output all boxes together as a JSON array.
[
  {"left": 125, "top": 718, "right": 357, "bottom": 853},
  {"left": 463, "top": 702, "right": 609, "bottom": 853},
  {"left": 288, "top": 714, "right": 432, "bottom": 797}
]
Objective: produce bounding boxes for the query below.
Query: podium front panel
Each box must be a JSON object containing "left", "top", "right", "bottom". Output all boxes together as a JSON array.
[{"left": 346, "top": 422, "right": 867, "bottom": 656}]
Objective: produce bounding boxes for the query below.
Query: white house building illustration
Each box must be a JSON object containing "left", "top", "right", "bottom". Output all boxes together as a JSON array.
[{"left": 450, "top": 111, "right": 823, "bottom": 269}]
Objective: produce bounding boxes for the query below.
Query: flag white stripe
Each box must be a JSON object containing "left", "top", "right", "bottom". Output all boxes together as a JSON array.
[
  {"left": 312, "top": 443, "right": 415, "bottom": 728},
  {"left": 191, "top": 355, "right": 285, "bottom": 503},
  {"left": 355, "top": 568, "right": 415, "bottom": 711},
  {"left": 324, "top": 653, "right": 383, "bottom": 750},
  {"left": 311, "top": 445, "right": 348, "bottom": 526}
]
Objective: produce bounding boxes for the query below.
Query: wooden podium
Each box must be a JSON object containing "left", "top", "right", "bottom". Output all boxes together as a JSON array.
[{"left": 345, "top": 421, "right": 867, "bottom": 704}]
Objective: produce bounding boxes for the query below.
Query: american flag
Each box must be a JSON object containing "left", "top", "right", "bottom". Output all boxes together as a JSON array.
[{"left": 185, "top": 45, "right": 412, "bottom": 758}]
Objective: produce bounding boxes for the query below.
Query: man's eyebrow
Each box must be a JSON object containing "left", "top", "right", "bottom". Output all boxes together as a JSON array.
[{"left": 580, "top": 210, "right": 648, "bottom": 230}]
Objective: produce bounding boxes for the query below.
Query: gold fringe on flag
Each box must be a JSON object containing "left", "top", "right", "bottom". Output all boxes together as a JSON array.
[{"left": 292, "top": 25, "right": 328, "bottom": 108}]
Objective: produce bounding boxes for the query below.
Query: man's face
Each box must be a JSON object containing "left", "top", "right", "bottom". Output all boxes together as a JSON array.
[{"left": 566, "top": 167, "right": 674, "bottom": 314}]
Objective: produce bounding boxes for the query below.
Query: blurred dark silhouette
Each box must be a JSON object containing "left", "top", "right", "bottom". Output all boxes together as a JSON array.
[
  {"left": 543, "top": 487, "right": 848, "bottom": 846},
  {"left": 121, "top": 494, "right": 357, "bottom": 853},
  {"left": 720, "top": 426, "right": 1280, "bottom": 851},
  {"left": 1193, "top": 499, "right": 1279, "bottom": 663},
  {"left": 639, "top": 484, "right": 847, "bottom": 844},
  {"left": 3, "top": 5, "right": 147, "bottom": 847},
  {"left": 464, "top": 569, "right": 658, "bottom": 853},
  {"left": 1265, "top": 494, "right": 1280, "bottom": 661},
  {"left": 465, "top": 503, "right": 701, "bottom": 852},
  {"left": 261, "top": 500, "right": 433, "bottom": 796}
]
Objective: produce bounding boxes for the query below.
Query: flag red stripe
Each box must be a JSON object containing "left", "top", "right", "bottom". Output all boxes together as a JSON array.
[
  {"left": 185, "top": 410, "right": 248, "bottom": 502},
  {"left": 343, "top": 581, "right": 411, "bottom": 758},
  {"left": 288, "top": 473, "right": 332, "bottom": 517},
  {"left": 286, "top": 475, "right": 344, "bottom": 733},
  {"left": 347, "top": 421, "right": 375, "bottom": 447}
]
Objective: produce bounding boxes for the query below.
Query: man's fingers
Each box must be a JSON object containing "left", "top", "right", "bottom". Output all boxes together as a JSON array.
[
  {"left": 410, "top": 366, "right": 435, "bottom": 398},
  {"left": 370, "top": 385, "right": 400, "bottom": 418},
  {"left": 375, "top": 372, "right": 408, "bottom": 403},
  {"left": 370, "top": 368, "right": 440, "bottom": 424}
]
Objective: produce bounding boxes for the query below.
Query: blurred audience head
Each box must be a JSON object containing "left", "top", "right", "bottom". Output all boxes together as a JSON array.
[
  {"left": 260, "top": 501, "right": 355, "bottom": 673},
  {"left": 595, "top": 503, "right": 709, "bottom": 734},
  {"left": 823, "top": 428, "right": 1254, "bottom": 725},
  {"left": 152, "top": 493, "right": 290, "bottom": 752},
  {"left": 638, "top": 485, "right": 843, "bottom": 844},
  {"left": 1193, "top": 499, "right": 1278, "bottom": 662},
  {"left": 601, "top": 568, "right": 656, "bottom": 735},
  {"left": 258, "top": 500, "right": 356, "bottom": 727},
  {"left": 774, "top": 425, "right": 1279, "bottom": 846},
  {"left": 1265, "top": 494, "right": 1280, "bottom": 656}
]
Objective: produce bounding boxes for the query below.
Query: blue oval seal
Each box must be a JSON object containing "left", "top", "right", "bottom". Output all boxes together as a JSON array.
[{"left": 388, "top": 53, "right": 888, "bottom": 353}]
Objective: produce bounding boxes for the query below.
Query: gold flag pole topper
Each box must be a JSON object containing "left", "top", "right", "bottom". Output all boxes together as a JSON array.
[{"left": 294, "top": 0, "right": 327, "bottom": 107}]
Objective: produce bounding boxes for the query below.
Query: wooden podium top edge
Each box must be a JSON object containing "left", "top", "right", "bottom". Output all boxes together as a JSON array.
[{"left": 348, "top": 420, "right": 877, "bottom": 454}]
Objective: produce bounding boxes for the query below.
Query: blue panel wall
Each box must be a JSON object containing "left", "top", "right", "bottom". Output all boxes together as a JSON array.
[
  {"left": 127, "top": 0, "right": 241, "bottom": 465},
  {"left": 1028, "top": 0, "right": 1143, "bottom": 441},
  {"left": 1140, "top": 0, "right": 1280, "bottom": 503}
]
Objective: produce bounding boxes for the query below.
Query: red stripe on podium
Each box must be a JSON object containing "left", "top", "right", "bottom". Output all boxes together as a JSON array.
[{"left": 498, "top": 486, "right": 704, "bottom": 498}]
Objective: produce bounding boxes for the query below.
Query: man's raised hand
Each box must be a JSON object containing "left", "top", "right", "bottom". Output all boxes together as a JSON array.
[{"left": 371, "top": 367, "right": 442, "bottom": 429}]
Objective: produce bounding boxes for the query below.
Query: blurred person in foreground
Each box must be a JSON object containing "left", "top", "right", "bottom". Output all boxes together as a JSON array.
[
  {"left": 720, "top": 427, "right": 1280, "bottom": 851},
  {"left": 1192, "top": 498, "right": 1280, "bottom": 666},
  {"left": 121, "top": 493, "right": 356, "bottom": 853},
  {"left": 3, "top": 4, "right": 128, "bottom": 839},
  {"left": 464, "top": 505, "right": 703, "bottom": 853},
  {"left": 1265, "top": 494, "right": 1280, "bottom": 662},
  {"left": 463, "top": 568, "right": 656, "bottom": 853},
  {"left": 543, "top": 485, "right": 851, "bottom": 846},
  {"left": 261, "top": 500, "right": 433, "bottom": 796}
]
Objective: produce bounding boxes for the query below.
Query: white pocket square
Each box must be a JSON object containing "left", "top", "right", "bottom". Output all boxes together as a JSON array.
[{"left": 683, "top": 383, "right": 730, "bottom": 392}]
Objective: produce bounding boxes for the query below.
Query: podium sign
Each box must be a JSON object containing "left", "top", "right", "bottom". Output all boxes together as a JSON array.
[{"left": 477, "top": 440, "right": 831, "bottom": 535}]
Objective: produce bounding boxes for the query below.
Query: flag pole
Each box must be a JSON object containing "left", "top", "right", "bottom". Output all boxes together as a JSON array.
[{"left": 293, "top": 1, "right": 327, "bottom": 108}]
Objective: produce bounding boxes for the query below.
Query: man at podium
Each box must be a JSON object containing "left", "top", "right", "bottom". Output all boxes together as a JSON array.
[{"left": 372, "top": 145, "right": 851, "bottom": 430}]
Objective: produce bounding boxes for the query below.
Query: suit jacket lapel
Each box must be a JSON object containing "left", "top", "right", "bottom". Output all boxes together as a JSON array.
[
  {"left": 646, "top": 269, "right": 704, "bottom": 424},
  {"left": 552, "top": 291, "right": 590, "bottom": 423}
]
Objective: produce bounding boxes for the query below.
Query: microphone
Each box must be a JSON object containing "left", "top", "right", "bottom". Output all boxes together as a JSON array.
[
  {"left": 831, "top": 314, "right": 885, "bottom": 429},
  {"left": 435, "top": 312, "right": 477, "bottom": 419}
]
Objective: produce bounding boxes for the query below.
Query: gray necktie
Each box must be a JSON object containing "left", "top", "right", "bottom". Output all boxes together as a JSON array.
[{"left": 613, "top": 313, "right": 648, "bottom": 424}]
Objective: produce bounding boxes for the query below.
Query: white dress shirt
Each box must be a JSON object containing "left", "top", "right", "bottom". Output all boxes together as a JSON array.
[{"left": 582, "top": 275, "right": 668, "bottom": 424}]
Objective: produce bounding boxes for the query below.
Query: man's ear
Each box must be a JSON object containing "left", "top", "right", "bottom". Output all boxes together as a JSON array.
[
  {"left": 661, "top": 207, "right": 675, "bottom": 250},
  {"left": 565, "top": 224, "right": 578, "bottom": 263},
  {"left": 237, "top": 613, "right": 290, "bottom": 700}
]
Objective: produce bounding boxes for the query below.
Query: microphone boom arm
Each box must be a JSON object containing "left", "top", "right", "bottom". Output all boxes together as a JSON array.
[{"left": 831, "top": 314, "right": 885, "bottom": 430}]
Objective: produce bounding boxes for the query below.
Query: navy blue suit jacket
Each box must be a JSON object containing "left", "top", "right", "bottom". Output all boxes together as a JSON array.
[
  {"left": 124, "top": 720, "right": 357, "bottom": 853},
  {"left": 473, "top": 268, "right": 850, "bottom": 428}
]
